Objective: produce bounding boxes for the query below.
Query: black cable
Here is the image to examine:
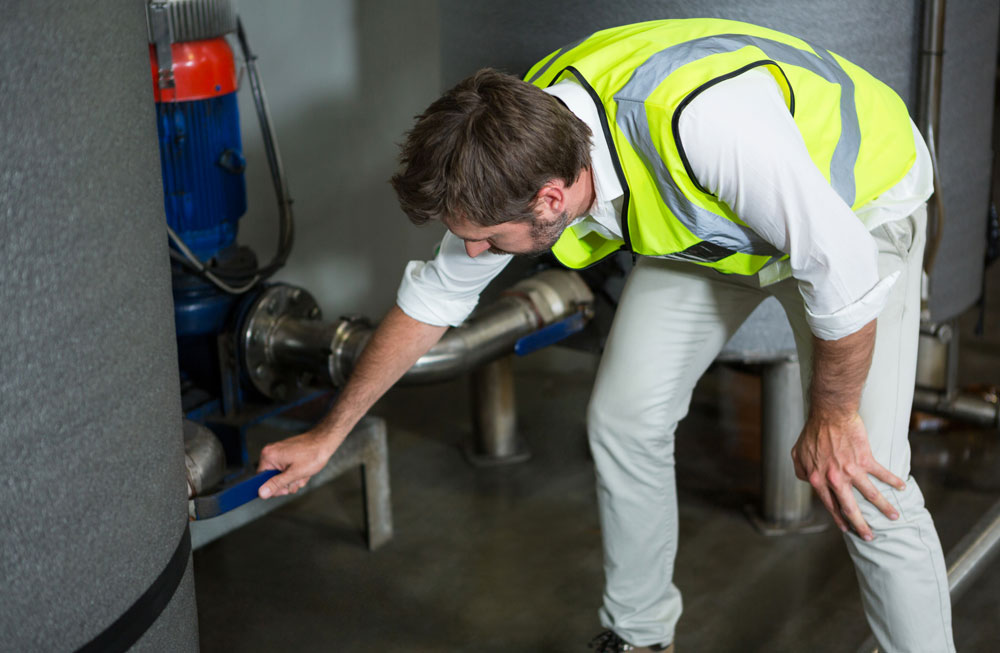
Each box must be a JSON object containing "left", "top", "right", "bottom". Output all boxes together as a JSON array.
[
  {"left": 169, "top": 17, "right": 295, "bottom": 293},
  {"left": 235, "top": 17, "right": 294, "bottom": 278}
]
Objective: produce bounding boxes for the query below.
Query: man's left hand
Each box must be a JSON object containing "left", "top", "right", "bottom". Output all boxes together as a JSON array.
[{"left": 791, "top": 412, "right": 905, "bottom": 540}]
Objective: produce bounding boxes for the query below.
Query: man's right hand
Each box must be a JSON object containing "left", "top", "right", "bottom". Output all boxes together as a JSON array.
[
  {"left": 257, "top": 430, "right": 339, "bottom": 499},
  {"left": 255, "top": 305, "right": 448, "bottom": 500}
]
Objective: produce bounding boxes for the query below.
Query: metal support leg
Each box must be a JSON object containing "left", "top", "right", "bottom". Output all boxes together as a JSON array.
[
  {"left": 191, "top": 416, "right": 393, "bottom": 550},
  {"left": 747, "top": 357, "right": 827, "bottom": 535},
  {"left": 465, "top": 355, "right": 530, "bottom": 466},
  {"left": 361, "top": 417, "right": 393, "bottom": 550}
]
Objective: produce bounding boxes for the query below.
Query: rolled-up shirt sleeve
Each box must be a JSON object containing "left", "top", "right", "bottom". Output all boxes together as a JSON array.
[
  {"left": 678, "top": 68, "right": 895, "bottom": 341},
  {"left": 396, "top": 229, "right": 513, "bottom": 327}
]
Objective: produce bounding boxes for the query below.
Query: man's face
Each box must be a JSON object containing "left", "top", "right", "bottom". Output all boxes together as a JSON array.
[{"left": 447, "top": 210, "right": 573, "bottom": 258}]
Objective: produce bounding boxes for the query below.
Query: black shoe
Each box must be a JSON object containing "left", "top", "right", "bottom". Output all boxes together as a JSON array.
[{"left": 587, "top": 629, "right": 673, "bottom": 652}]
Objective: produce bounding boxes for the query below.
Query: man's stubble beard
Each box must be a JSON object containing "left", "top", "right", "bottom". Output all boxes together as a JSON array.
[
  {"left": 488, "top": 210, "right": 574, "bottom": 257},
  {"left": 532, "top": 209, "right": 573, "bottom": 251}
]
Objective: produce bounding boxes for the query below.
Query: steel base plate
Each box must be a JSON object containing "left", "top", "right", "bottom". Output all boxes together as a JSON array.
[
  {"left": 463, "top": 436, "right": 532, "bottom": 467},
  {"left": 744, "top": 503, "right": 832, "bottom": 537}
]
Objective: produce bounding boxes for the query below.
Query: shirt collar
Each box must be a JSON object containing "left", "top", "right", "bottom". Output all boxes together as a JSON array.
[{"left": 543, "top": 80, "right": 624, "bottom": 236}]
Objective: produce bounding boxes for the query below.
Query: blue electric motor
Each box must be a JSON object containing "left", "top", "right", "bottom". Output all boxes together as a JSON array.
[{"left": 151, "top": 34, "right": 250, "bottom": 336}]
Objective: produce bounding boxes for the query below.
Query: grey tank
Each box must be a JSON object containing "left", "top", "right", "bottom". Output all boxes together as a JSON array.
[
  {"left": 441, "top": 0, "right": 999, "bottom": 329},
  {"left": 0, "top": 1, "right": 199, "bottom": 651}
]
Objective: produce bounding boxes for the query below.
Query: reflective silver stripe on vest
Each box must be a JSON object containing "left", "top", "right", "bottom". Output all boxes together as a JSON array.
[
  {"left": 805, "top": 41, "right": 857, "bottom": 206},
  {"left": 527, "top": 35, "right": 589, "bottom": 84},
  {"left": 614, "top": 33, "right": 860, "bottom": 256}
]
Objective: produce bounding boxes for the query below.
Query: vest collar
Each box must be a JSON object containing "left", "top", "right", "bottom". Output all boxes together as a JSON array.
[{"left": 544, "top": 79, "right": 625, "bottom": 241}]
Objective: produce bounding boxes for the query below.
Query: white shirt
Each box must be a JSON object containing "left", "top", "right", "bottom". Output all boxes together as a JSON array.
[{"left": 396, "top": 70, "right": 932, "bottom": 340}]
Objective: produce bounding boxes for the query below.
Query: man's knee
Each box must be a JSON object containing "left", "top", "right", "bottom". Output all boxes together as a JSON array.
[
  {"left": 587, "top": 392, "right": 679, "bottom": 460},
  {"left": 853, "top": 479, "right": 931, "bottom": 535}
]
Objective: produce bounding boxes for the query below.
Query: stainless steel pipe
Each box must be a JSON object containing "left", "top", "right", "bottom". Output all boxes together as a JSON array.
[
  {"left": 745, "top": 357, "right": 827, "bottom": 535},
  {"left": 760, "top": 359, "right": 812, "bottom": 526},
  {"left": 912, "top": 388, "right": 1000, "bottom": 427},
  {"left": 399, "top": 294, "right": 541, "bottom": 385},
  {"left": 404, "top": 269, "right": 593, "bottom": 384},
  {"left": 467, "top": 355, "right": 529, "bottom": 465},
  {"left": 915, "top": 320, "right": 959, "bottom": 395},
  {"left": 241, "top": 269, "right": 594, "bottom": 399},
  {"left": 472, "top": 356, "right": 518, "bottom": 456},
  {"left": 183, "top": 420, "right": 226, "bottom": 498},
  {"left": 917, "top": 0, "right": 947, "bottom": 275},
  {"left": 268, "top": 318, "right": 342, "bottom": 389},
  {"left": 945, "top": 497, "right": 1000, "bottom": 601},
  {"left": 917, "top": 0, "right": 945, "bottom": 150}
]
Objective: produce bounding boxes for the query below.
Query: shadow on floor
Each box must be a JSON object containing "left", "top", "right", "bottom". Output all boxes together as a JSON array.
[{"left": 194, "top": 345, "right": 1000, "bottom": 652}]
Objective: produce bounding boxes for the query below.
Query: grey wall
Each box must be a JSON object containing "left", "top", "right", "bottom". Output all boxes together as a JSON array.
[
  {"left": 236, "top": 0, "right": 446, "bottom": 321},
  {"left": 441, "top": 1, "right": 920, "bottom": 99},
  {"left": 440, "top": 0, "right": 998, "bottom": 322},
  {"left": 0, "top": 1, "right": 198, "bottom": 650},
  {"left": 227, "top": 1, "right": 996, "bottom": 323}
]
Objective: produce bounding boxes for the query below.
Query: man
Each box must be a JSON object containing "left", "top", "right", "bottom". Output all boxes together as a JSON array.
[{"left": 257, "top": 19, "right": 954, "bottom": 653}]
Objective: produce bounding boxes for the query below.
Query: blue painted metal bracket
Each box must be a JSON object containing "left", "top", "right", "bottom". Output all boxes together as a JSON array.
[
  {"left": 190, "top": 469, "right": 278, "bottom": 520},
  {"left": 514, "top": 311, "right": 588, "bottom": 357}
]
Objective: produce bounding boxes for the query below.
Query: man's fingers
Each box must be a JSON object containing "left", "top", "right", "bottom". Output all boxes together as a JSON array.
[
  {"left": 258, "top": 469, "right": 316, "bottom": 498},
  {"left": 833, "top": 483, "right": 872, "bottom": 541},
  {"left": 855, "top": 477, "right": 899, "bottom": 521},
  {"left": 257, "top": 443, "right": 284, "bottom": 473},
  {"left": 813, "top": 483, "right": 848, "bottom": 533},
  {"left": 254, "top": 434, "right": 328, "bottom": 499},
  {"left": 258, "top": 476, "right": 280, "bottom": 499},
  {"left": 869, "top": 461, "right": 906, "bottom": 492},
  {"left": 259, "top": 471, "right": 297, "bottom": 499}
]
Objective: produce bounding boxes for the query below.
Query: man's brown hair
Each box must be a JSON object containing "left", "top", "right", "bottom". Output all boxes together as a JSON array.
[{"left": 391, "top": 68, "right": 592, "bottom": 227}]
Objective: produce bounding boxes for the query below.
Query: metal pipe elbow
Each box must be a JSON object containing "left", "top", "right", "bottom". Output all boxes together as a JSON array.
[{"left": 241, "top": 269, "right": 593, "bottom": 398}]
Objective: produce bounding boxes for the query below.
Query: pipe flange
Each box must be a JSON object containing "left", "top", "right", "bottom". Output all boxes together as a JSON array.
[
  {"left": 145, "top": 0, "right": 238, "bottom": 43},
  {"left": 504, "top": 270, "right": 594, "bottom": 324},
  {"left": 242, "top": 284, "right": 321, "bottom": 398},
  {"left": 329, "top": 315, "right": 373, "bottom": 387}
]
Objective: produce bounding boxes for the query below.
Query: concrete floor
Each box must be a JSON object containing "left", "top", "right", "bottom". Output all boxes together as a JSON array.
[
  {"left": 193, "top": 64, "right": 1000, "bottom": 652},
  {"left": 194, "top": 325, "right": 1000, "bottom": 651}
]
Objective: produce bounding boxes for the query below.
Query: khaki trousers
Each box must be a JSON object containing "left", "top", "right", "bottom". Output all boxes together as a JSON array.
[{"left": 588, "top": 207, "right": 955, "bottom": 651}]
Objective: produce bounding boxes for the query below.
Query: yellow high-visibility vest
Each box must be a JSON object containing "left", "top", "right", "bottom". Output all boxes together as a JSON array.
[{"left": 525, "top": 18, "right": 916, "bottom": 274}]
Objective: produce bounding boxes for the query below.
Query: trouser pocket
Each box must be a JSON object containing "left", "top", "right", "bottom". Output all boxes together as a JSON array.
[{"left": 877, "top": 214, "right": 917, "bottom": 258}]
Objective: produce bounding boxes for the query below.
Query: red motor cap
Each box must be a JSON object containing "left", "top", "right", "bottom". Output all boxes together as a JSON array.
[{"left": 150, "top": 36, "right": 238, "bottom": 103}]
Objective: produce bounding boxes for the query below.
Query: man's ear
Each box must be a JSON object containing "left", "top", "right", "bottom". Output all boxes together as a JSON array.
[{"left": 535, "top": 179, "right": 567, "bottom": 215}]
